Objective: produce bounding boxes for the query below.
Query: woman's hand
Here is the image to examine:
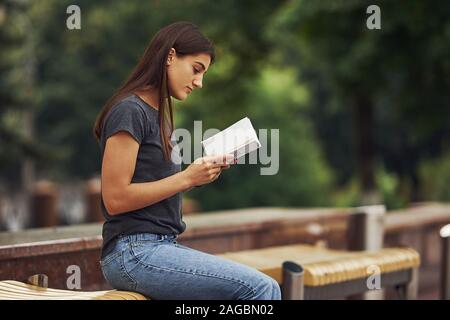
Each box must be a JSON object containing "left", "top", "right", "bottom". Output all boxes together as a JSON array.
[{"left": 182, "top": 154, "right": 235, "bottom": 188}]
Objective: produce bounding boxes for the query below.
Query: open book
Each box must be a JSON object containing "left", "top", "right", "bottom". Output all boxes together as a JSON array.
[{"left": 201, "top": 117, "right": 261, "bottom": 159}]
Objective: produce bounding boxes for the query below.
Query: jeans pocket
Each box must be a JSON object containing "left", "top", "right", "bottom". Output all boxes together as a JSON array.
[
  {"left": 101, "top": 263, "right": 113, "bottom": 286},
  {"left": 100, "top": 250, "right": 122, "bottom": 268},
  {"left": 129, "top": 241, "right": 163, "bottom": 266},
  {"left": 100, "top": 251, "right": 121, "bottom": 286},
  {"left": 102, "top": 251, "right": 138, "bottom": 291}
]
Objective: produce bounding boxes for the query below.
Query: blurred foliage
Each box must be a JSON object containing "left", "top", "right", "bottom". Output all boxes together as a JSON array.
[
  {"left": 0, "top": 0, "right": 449, "bottom": 211},
  {"left": 332, "top": 167, "right": 407, "bottom": 210},
  {"left": 183, "top": 65, "right": 333, "bottom": 210},
  {"left": 268, "top": 0, "right": 450, "bottom": 201},
  {"left": 419, "top": 151, "right": 450, "bottom": 202}
]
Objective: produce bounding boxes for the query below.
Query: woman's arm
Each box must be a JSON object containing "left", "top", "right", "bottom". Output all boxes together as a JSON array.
[{"left": 102, "top": 131, "right": 230, "bottom": 216}]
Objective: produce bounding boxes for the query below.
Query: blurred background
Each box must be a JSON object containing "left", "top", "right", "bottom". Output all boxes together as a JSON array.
[{"left": 0, "top": 0, "right": 449, "bottom": 231}]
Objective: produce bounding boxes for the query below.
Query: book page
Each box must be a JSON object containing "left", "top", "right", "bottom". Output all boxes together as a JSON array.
[{"left": 201, "top": 117, "right": 261, "bottom": 159}]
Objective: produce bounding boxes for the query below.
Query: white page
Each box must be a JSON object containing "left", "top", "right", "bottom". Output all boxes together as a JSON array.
[{"left": 201, "top": 117, "right": 261, "bottom": 159}]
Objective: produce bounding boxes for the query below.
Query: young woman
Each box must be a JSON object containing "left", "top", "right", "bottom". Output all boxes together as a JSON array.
[{"left": 93, "top": 21, "right": 281, "bottom": 300}]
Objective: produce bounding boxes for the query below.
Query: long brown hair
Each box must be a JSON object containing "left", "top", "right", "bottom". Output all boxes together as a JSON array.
[{"left": 93, "top": 21, "right": 215, "bottom": 161}]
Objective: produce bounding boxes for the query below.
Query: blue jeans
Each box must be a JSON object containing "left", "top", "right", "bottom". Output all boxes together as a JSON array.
[{"left": 100, "top": 233, "right": 281, "bottom": 300}]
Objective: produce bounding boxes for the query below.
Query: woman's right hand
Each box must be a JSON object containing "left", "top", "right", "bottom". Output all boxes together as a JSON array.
[{"left": 182, "top": 154, "right": 235, "bottom": 188}]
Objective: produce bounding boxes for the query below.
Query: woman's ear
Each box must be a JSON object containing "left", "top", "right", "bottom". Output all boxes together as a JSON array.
[{"left": 167, "top": 48, "right": 176, "bottom": 66}]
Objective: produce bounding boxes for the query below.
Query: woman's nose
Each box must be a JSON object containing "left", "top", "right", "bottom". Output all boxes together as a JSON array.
[{"left": 193, "top": 77, "right": 203, "bottom": 89}]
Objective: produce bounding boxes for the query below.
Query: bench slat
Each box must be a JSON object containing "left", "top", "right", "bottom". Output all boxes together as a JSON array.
[
  {"left": 0, "top": 280, "right": 147, "bottom": 300},
  {"left": 218, "top": 245, "right": 420, "bottom": 286}
]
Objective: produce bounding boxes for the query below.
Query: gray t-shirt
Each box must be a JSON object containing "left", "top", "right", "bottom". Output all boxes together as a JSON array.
[{"left": 100, "top": 94, "right": 186, "bottom": 258}]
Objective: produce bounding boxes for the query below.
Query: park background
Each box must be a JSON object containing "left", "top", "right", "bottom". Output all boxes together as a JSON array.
[
  {"left": 0, "top": 0, "right": 449, "bottom": 300},
  {"left": 0, "top": 0, "right": 448, "bottom": 230}
]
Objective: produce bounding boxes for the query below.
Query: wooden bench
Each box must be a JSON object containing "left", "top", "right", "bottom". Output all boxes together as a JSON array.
[
  {"left": 0, "top": 275, "right": 147, "bottom": 300},
  {"left": 218, "top": 244, "right": 420, "bottom": 299},
  {"left": 0, "top": 244, "right": 419, "bottom": 300}
]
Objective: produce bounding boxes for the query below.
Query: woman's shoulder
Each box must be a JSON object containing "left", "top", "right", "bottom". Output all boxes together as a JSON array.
[
  {"left": 105, "top": 94, "right": 158, "bottom": 125},
  {"left": 111, "top": 94, "right": 148, "bottom": 116},
  {"left": 102, "top": 95, "right": 157, "bottom": 142}
]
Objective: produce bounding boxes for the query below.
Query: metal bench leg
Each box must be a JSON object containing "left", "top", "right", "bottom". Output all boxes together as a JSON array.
[
  {"left": 347, "top": 205, "right": 386, "bottom": 300},
  {"left": 282, "top": 261, "right": 304, "bottom": 300},
  {"left": 396, "top": 268, "right": 419, "bottom": 300},
  {"left": 405, "top": 268, "right": 419, "bottom": 300},
  {"left": 440, "top": 225, "right": 450, "bottom": 300}
]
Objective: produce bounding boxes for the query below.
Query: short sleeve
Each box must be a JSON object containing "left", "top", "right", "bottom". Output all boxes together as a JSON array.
[{"left": 103, "top": 101, "right": 147, "bottom": 144}]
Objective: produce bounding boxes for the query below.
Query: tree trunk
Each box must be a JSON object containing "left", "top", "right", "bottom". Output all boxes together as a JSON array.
[{"left": 352, "top": 94, "right": 380, "bottom": 205}]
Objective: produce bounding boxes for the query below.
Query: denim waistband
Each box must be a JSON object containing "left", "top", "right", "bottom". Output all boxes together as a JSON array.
[{"left": 118, "top": 232, "right": 177, "bottom": 243}]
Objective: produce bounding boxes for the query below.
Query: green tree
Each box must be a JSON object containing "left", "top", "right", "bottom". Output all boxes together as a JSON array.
[
  {"left": 0, "top": 0, "right": 51, "bottom": 192},
  {"left": 268, "top": 0, "right": 450, "bottom": 204}
]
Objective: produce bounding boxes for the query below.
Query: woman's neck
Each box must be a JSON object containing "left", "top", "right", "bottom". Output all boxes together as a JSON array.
[{"left": 135, "top": 87, "right": 160, "bottom": 111}]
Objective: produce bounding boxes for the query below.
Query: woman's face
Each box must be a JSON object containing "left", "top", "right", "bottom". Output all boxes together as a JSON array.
[{"left": 166, "top": 49, "right": 211, "bottom": 101}]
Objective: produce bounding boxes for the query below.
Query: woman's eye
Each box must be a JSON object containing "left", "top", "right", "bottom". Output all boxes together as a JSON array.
[{"left": 193, "top": 67, "right": 200, "bottom": 74}]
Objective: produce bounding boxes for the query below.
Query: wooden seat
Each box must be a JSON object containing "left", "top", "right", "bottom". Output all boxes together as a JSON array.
[
  {"left": 218, "top": 244, "right": 420, "bottom": 299},
  {"left": 0, "top": 280, "right": 148, "bottom": 300},
  {"left": 219, "top": 244, "right": 420, "bottom": 286}
]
